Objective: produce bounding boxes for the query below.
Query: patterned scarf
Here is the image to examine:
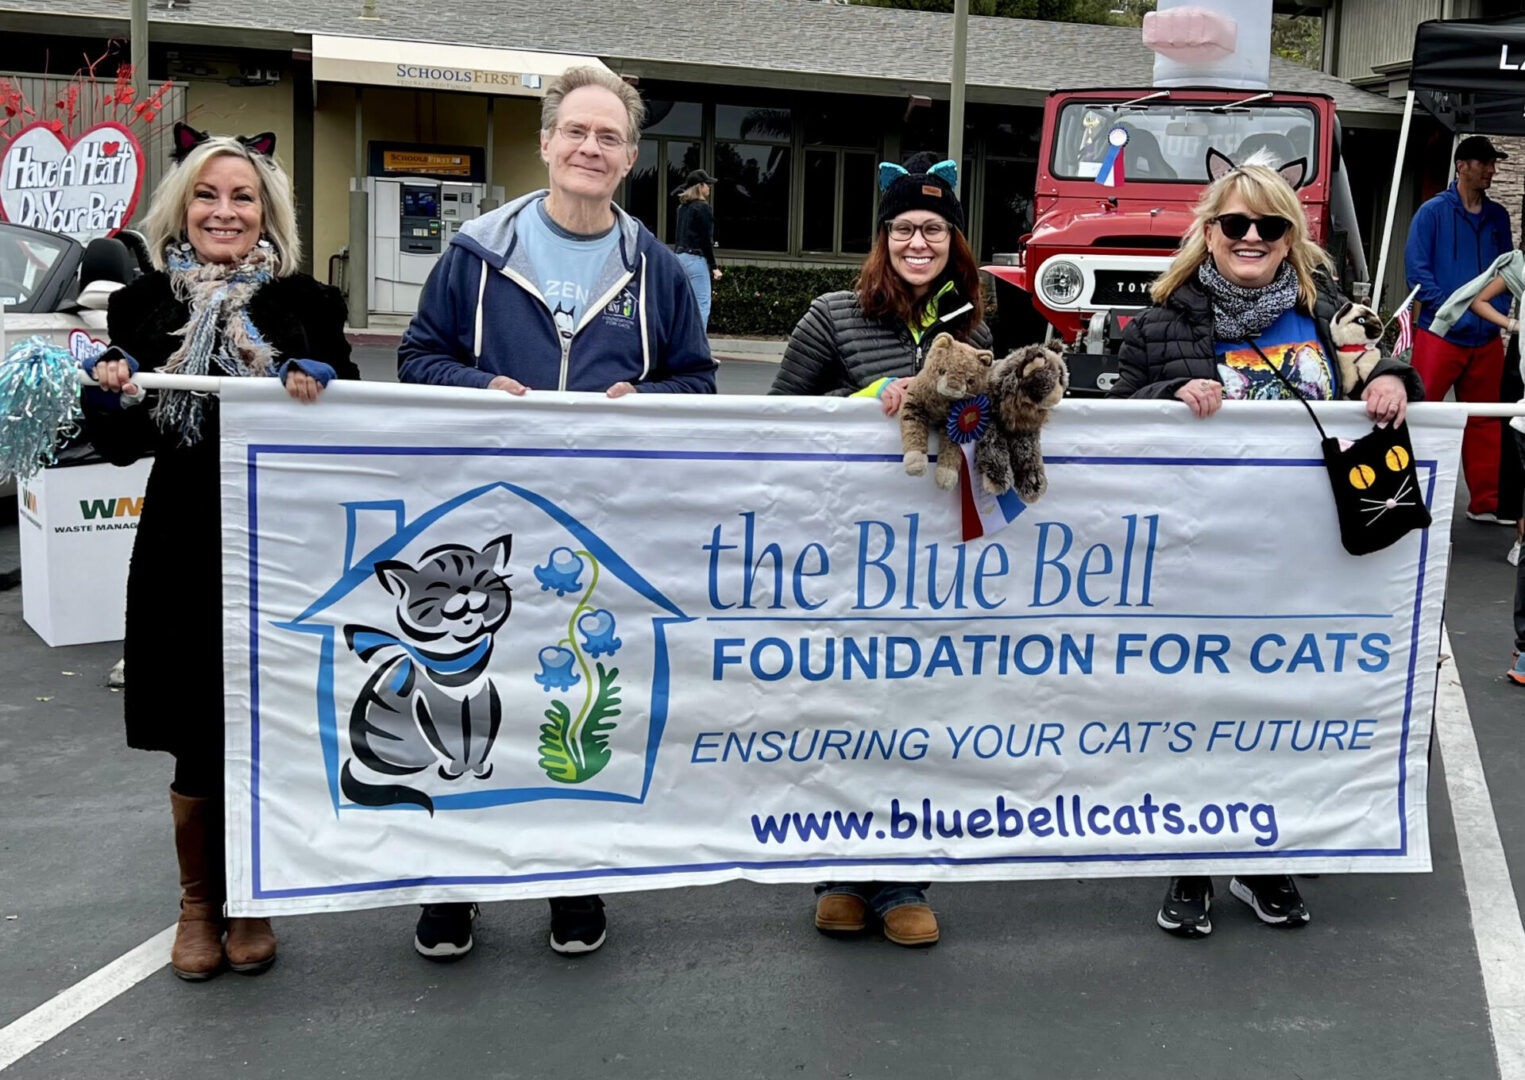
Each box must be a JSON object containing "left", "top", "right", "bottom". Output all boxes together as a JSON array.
[
  {"left": 156, "top": 242, "right": 278, "bottom": 445},
  {"left": 1197, "top": 258, "right": 1300, "bottom": 343}
]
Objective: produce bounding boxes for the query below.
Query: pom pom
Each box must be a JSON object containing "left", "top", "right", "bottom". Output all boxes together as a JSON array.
[{"left": 0, "top": 337, "right": 84, "bottom": 484}]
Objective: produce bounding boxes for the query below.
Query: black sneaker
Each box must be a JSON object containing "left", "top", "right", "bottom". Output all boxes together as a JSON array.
[
  {"left": 548, "top": 895, "right": 606, "bottom": 955},
  {"left": 1230, "top": 875, "right": 1311, "bottom": 926},
  {"left": 414, "top": 902, "right": 478, "bottom": 960},
  {"left": 1156, "top": 875, "right": 1212, "bottom": 937}
]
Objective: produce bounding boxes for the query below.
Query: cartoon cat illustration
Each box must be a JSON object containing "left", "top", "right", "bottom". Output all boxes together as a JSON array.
[{"left": 340, "top": 535, "right": 513, "bottom": 814}]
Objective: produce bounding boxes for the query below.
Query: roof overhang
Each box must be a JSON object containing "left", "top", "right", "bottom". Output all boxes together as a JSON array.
[{"left": 311, "top": 35, "right": 609, "bottom": 97}]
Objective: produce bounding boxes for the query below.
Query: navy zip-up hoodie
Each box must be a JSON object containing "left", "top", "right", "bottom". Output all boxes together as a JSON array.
[
  {"left": 1404, "top": 181, "right": 1513, "bottom": 347},
  {"left": 398, "top": 190, "right": 717, "bottom": 393}
]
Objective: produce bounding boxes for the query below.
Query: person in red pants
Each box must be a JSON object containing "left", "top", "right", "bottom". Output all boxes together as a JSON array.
[{"left": 1405, "top": 136, "right": 1516, "bottom": 524}]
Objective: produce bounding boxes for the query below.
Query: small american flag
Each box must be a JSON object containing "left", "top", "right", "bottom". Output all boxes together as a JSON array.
[{"left": 1391, "top": 283, "right": 1421, "bottom": 356}]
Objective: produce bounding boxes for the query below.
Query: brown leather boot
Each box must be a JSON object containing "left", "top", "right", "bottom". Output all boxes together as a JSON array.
[
  {"left": 814, "top": 892, "right": 868, "bottom": 933},
  {"left": 169, "top": 789, "right": 225, "bottom": 980},
  {"left": 225, "top": 918, "right": 277, "bottom": 974},
  {"left": 882, "top": 903, "right": 940, "bottom": 947}
]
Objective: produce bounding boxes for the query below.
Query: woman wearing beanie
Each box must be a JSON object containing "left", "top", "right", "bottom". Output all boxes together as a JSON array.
[
  {"left": 769, "top": 151, "right": 992, "bottom": 947},
  {"left": 1110, "top": 153, "right": 1421, "bottom": 939},
  {"left": 674, "top": 167, "right": 721, "bottom": 328}
]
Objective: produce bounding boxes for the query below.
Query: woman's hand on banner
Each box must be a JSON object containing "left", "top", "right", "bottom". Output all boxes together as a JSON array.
[
  {"left": 1175, "top": 378, "right": 1223, "bottom": 418},
  {"left": 284, "top": 371, "right": 323, "bottom": 403},
  {"left": 607, "top": 382, "right": 636, "bottom": 398},
  {"left": 92, "top": 351, "right": 139, "bottom": 397},
  {"left": 880, "top": 377, "right": 913, "bottom": 417},
  {"left": 488, "top": 375, "right": 528, "bottom": 396},
  {"left": 1362, "top": 374, "right": 1407, "bottom": 426}
]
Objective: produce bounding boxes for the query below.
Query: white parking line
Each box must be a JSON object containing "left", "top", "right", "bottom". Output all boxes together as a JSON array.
[
  {"left": 1435, "top": 629, "right": 1525, "bottom": 1080},
  {"left": 0, "top": 925, "right": 173, "bottom": 1073}
]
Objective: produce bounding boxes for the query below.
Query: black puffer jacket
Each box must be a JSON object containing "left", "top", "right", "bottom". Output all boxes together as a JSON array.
[
  {"left": 1110, "top": 273, "right": 1425, "bottom": 402},
  {"left": 770, "top": 289, "right": 991, "bottom": 397}
]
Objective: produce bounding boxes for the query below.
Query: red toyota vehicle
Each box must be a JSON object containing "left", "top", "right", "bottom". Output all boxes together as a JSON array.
[{"left": 984, "top": 87, "right": 1368, "bottom": 395}]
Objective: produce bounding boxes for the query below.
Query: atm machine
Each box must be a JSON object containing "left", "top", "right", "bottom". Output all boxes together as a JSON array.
[{"left": 366, "top": 177, "right": 502, "bottom": 315}]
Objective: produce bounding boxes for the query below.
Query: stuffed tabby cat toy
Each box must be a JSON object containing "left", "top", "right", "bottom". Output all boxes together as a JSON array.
[
  {"left": 898, "top": 333, "right": 1005, "bottom": 492},
  {"left": 987, "top": 343, "right": 1068, "bottom": 503}
]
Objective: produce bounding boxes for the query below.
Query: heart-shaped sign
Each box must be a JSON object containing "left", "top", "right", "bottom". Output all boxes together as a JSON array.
[{"left": 0, "top": 121, "right": 144, "bottom": 244}]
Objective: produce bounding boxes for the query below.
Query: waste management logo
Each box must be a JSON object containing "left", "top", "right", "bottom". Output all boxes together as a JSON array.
[{"left": 274, "top": 481, "right": 688, "bottom": 815}]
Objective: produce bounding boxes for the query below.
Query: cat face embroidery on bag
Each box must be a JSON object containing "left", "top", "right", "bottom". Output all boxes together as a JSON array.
[
  {"left": 339, "top": 536, "right": 514, "bottom": 814},
  {"left": 1346, "top": 441, "right": 1419, "bottom": 528},
  {"left": 1323, "top": 427, "right": 1432, "bottom": 556}
]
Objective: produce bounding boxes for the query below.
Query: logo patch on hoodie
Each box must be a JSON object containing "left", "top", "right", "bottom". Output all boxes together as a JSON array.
[{"left": 601, "top": 287, "right": 638, "bottom": 329}]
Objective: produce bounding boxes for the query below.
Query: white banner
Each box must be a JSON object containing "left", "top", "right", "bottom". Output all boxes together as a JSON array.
[{"left": 220, "top": 382, "right": 1462, "bottom": 916}]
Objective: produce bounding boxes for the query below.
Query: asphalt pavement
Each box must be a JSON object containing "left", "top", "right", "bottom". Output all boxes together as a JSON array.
[{"left": 0, "top": 370, "right": 1520, "bottom": 1079}]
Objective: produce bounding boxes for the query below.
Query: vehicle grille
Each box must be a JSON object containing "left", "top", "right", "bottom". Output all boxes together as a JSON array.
[{"left": 1090, "top": 270, "right": 1157, "bottom": 306}]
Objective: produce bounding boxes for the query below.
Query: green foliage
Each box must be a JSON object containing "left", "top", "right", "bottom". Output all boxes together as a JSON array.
[
  {"left": 1271, "top": 14, "right": 1322, "bottom": 70},
  {"left": 709, "top": 264, "right": 860, "bottom": 336},
  {"left": 538, "top": 665, "right": 621, "bottom": 785},
  {"left": 538, "top": 699, "right": 578, "bottom": 784}
]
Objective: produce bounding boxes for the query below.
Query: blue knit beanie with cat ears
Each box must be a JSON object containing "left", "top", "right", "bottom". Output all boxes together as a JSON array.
[{"left": 876, "top": 151, "right": 966, "bottom": 234}]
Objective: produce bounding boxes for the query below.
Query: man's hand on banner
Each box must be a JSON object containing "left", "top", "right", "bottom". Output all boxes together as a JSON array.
[
  {"left": 607, "top": 382, "right": 636, "bottom": 398},
  {"left": 488, "top": 375, "right": 528, "bottom": 396},
  {"left": 1175, "top": 378, "right": 1223, "bottom": 418},
  {"left": 1362, "top": 374, "right": 1408, "bottom": 427}
]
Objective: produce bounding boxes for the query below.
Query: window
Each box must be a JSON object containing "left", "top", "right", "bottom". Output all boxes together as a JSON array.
[
  {"left": 803, "top": 149, "right": 876, "bottom": 255},
  {"left": 715, "top": 104, "right": 792, "bottom": 253},
  {"left": 1051, "top": 101, "right": 1319, "bottom": 184},
  {"left": 981, "top": 158, "right": 1038, "bottom": 262},
  {"left": 620, "top": 101, "right": 702, "bottom": 240}
]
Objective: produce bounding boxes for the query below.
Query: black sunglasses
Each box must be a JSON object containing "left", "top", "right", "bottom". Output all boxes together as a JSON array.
[{"left": 1212, "top": 212, "right": 1293, "bottom": 243}]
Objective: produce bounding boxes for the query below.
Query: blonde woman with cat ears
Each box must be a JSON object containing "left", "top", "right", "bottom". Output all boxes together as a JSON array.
[
  {"left": 1109, "top": 150, "right": 1424, "bottom": 940},
  {"left": 84, "top": 123, "right": 357, "bottom": 981}
]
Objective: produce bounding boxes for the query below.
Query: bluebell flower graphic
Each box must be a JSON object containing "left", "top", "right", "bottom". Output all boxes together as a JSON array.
[
  {"left": 535, "top": 646, "right": 580, "bottom": 692},
  {"left": 578, "top": 609, "right": 622, "bottom": 658},
  {"left": 534, "top": 547, "right": 585, "bottom": 596}
]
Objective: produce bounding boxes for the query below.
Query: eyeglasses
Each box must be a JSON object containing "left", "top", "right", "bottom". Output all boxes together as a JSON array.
[
  {"left": 1211, "top": 212, "right": 1293, "bottom": 242},
  {"left": 554, "top": 123, "right": 628, "bottom": 152},
  {"left": 888, "top": 219, "right": 950, "bottom": 242}
]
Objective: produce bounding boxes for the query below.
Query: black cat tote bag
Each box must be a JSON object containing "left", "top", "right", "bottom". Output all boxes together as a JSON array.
[{"left": 1249, "top": 340, "right": 1432, "bottom": 557}]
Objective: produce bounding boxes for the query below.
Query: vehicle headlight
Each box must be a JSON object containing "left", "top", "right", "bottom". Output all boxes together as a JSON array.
[{"left": 1040, "top": 260, "right": 1083, "bottom": 305}]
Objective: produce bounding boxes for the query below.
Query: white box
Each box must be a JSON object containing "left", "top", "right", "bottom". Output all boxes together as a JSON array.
[{"left": 18, "top": 459, "right": 152, "bottom": 647}]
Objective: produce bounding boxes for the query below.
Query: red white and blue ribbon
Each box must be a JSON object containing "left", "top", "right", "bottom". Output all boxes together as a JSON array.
[
  {"left": 1095, "top": 126, "right": 1128, "bottom": 188},
  {"left": 942, "top": 395, "right": 1027, "bottom": 541}
]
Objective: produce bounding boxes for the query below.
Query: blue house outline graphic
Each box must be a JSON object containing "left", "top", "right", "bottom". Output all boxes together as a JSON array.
[{"left": 273, "top": 480, "right": 690, "bottom": 814}]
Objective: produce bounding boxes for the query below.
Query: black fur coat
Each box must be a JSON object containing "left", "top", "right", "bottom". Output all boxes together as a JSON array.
[{"left": 86, "top": 271, "right": 357, "bottom": 760}]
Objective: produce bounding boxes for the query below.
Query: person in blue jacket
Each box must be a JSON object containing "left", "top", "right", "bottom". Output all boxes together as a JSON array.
[
  {"left": 398, "top": 69, "right": 716, "bottom": 399},
  {"left": 398, "top": 65, "right": 716, "bottom": 965},
  {"left": 1404, "top": 135, "right": 1514, "bottom": 524}
]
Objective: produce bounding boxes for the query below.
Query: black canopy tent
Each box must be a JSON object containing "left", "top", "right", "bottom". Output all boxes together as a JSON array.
[{"left": 1373, "top": 14, "right": 1525, "bottom": 310}]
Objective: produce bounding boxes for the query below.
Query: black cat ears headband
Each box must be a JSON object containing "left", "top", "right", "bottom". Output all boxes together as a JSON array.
[
  {"left": 1205, "top": 146, "right": 1309, "bottom": 192},
  {"left": 171, "top": 121, "right": 277, "bottom": 164}
]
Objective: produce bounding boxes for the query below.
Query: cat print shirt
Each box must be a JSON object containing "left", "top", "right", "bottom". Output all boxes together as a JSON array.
[{"left": 1215, "top": 308, "right": 1336, "bottom": 402}]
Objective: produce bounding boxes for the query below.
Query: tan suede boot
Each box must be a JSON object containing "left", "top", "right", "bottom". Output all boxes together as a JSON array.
[
  {"left": 814, "top": 892, "right": 868, "bottom": 933},
  {"left": 882, "top": 903, "right": 940, "bottom": 947},
  {"left": 169, "top": 789, "right": 225, "bottom": 980},
  {"left": 225, "top": 917, "right": 277, "bottom": 974}
]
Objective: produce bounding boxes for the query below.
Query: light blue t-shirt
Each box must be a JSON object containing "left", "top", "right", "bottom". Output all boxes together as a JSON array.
[
  {"left": 517, "top": 198, "right": 621, "bottom": 348},
  {"left": 1215, "top": 308, "right": 1336, "bottom": 402}
]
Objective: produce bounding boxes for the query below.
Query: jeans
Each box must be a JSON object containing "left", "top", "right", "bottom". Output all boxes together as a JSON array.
[
  {"left": 815, "top": 881, "right": 929, "bottom": 917},
  {"left": 677, "top": 252, "right": 711, "bottom": 329}
]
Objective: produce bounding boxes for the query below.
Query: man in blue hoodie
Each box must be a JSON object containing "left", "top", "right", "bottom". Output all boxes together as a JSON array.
[
  {"left": 1405, "top": 135, "right": 1514, "bottom": 523},
  {"left": 399, "top": 65, "right": 716, "bottom": 965}
]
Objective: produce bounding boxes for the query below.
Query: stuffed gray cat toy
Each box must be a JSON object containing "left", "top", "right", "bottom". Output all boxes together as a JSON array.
[{"left": 988, "top": 343, "right": 1068, "bottom": 503}]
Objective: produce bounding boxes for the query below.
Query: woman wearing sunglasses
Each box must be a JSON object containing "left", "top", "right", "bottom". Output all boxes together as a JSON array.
[
  {"left": 1111, "top": 154, "right": 1423, "bottom": 939},
  {"left": 770, "top": 152, "right": 991, "bottom": 947}
]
